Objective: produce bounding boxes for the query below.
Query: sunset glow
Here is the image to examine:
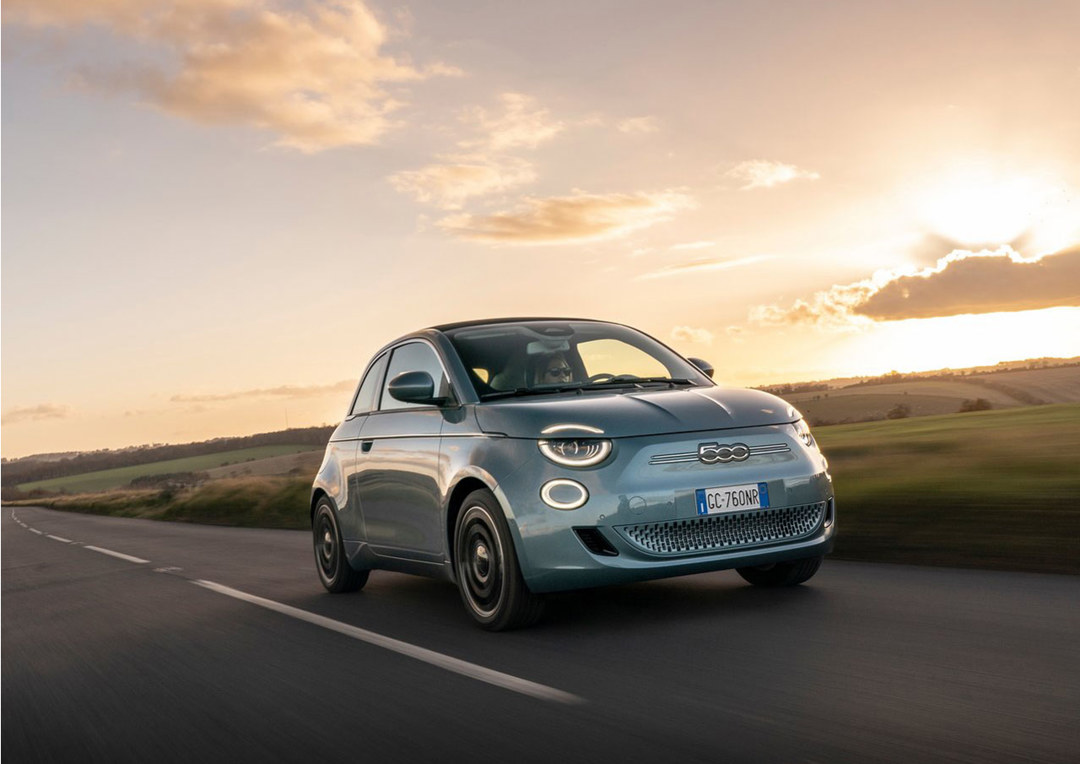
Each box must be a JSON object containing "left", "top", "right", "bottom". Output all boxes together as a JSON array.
[{"left": 3, "top": 0, "right": 1079, "bottom": 457}]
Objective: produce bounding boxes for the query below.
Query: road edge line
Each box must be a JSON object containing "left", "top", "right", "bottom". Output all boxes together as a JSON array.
[{"left": 192, "top": 579, "right": 584, "bottom": 706}]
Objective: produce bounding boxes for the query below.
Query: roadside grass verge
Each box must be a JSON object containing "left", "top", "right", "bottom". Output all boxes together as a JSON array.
[
  {"left": 15, "top": 445, "right": 316, "bottom": 494},
  {"left": 8, "top": 477, "right": 313, "bottom": 530},
  {"left": 7, "top": 404, "right": 1079, "bottom": 574}
]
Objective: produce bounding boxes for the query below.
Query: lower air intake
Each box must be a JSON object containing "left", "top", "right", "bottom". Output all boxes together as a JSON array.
[
  {"left": 616, "top": 502, "right": 826, "bottom": 556},
  {"left": 574, "top": 527, "right": 619, "bottom": 556}
]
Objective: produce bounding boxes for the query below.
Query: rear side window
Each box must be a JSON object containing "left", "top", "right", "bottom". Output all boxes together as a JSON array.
[
  {"left": 380, "top": 342, "right": 448, "bottom": 411},
  {"left": 350, "top": 354, "right": 388, "bottom": 416}
]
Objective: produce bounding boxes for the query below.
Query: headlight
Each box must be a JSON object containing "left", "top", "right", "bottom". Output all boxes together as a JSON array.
[
  {"left": 791, "top": 419, "right": 815, "bottom": 448},
  {"left": 537, "top": 438, "right": 612, "bottom": 467}
]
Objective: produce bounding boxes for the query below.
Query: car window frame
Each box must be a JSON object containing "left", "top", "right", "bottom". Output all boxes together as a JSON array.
[{"left": 346, "top": 352, "right": 390, "bottom": 419}]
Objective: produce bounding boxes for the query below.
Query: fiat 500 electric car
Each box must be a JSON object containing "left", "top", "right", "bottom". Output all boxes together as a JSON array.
[{"left": 312, "top": 318, "right": 835, "bottom": 630}]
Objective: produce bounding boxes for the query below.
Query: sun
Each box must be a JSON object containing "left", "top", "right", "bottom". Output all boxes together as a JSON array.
[{"left": 915, "top": 170, "right": 1053, "bottom": 246}]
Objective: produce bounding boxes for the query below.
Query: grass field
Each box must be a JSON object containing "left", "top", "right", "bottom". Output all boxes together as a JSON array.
[
  {"left": 782, "top": 365, "right": 1080, "bottom": 424},
  {"left": 787, "top": 393, "right": 980, "bottom": 424},
  {"left": 17, "top": 445, "right": 317, "bottom": 493},
  {"left": 204, "top": 449, "right": 324, "bottom": 480},
  {"left": 815, "top": 403, "right": 1080, "bottom": 573},
  {"left": 8, "top": 405, "right": 1080, "bottom": 573},
  {"left": 786, "top": 380, "right": 1022, "bottom": 406}
]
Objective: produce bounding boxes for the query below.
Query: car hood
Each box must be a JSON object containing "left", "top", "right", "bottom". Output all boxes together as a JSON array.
[{"left": 473, "top": 386, "right": 800, "bottom": 439}]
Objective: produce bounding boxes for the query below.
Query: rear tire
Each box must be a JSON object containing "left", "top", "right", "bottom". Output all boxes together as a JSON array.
[
  {"left": 454, "top": 489, "right": 544, "bottom": 631},
  {"left": 737, "top": 556, "right": 822, "bottom": 587},
  {"left": 313, "top": 499, "right": 369, "bottom": 593}
]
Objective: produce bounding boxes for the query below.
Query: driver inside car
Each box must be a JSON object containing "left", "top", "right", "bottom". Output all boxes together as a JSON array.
[{"left": 532, "top": 352, "right": 575, "bottom": 386}]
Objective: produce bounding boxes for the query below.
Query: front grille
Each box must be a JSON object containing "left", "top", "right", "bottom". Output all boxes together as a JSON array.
[{"left": 616, "top": 502, "right": 826, "bottom": 556}]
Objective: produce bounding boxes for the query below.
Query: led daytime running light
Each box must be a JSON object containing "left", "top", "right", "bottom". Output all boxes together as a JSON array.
[
  {"left": 537, "top": 438, "right": 612, "bottom": 467},
  {"left": 792, "top": 419, "right": 814, "bottom": 447}
]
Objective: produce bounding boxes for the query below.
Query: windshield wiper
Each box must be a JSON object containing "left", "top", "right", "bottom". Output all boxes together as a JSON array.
[
  {"left": 481, "top": 378, "right": 697, "bottom": 400},
  {"left": 579, "top": 377, "right": 697, "bottom": 390},
  {"left": 480, "top": 384, "right": 585, "bottom": 400}
]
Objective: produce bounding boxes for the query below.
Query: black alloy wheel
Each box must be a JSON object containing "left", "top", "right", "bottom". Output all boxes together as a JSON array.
[
  {"left": 454, "top": 489, "right": 544, "bottom": 631},
  {"left": 313, "top": 499, "right": 369, "bottom": 593}
]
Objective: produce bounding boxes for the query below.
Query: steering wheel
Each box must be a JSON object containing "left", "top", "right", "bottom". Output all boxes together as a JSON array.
[{"left": 587, "top": 373, "right": 616, "bottom": 383}]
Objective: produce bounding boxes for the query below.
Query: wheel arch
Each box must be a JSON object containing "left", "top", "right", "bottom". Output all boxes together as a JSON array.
[
  {"left": 444, "top": 470, "right": 517, "bottom": 571},
  {"left": 310, "top": 488, "right": 331, "bottom": 526}
]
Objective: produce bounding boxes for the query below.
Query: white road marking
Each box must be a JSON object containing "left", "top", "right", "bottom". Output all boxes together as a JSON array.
[
  {"left": 47, "top": 534, "right": 73, "bottom": 543},
  {"left": 85, "top": 545, "right": 150, "bottom": 564},
  {"left": 29, "top": 528, "right": 43, "bottom": 535},
  {"left": 193, "top": 579, "right": 584, "bottom": 706}
]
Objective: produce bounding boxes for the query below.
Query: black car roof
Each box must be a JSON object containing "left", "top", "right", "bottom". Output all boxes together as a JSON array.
[{"left": 430, "top": 317, "right": 603, "bottom": 332}]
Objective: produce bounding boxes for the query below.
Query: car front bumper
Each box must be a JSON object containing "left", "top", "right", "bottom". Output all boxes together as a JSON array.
[{"left": 494, "top": 423, "right": 836, "bottom": 593}]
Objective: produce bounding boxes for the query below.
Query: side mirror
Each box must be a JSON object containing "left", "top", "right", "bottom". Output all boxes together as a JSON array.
[
  {"left": 688, "top": 357, "right": 714, "bottom": 379},
  {"left": 388, "top": 371, "right": 446, "bottom": 405}
]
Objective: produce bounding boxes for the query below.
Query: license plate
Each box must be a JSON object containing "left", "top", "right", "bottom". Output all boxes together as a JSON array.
[{"left": 695, "top": 482, "right": 770, "bottom": 515}]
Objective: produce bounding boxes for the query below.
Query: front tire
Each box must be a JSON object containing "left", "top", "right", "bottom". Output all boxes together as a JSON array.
[
  {"left": 313, "top": 499, "right": 369, "bottom": 593},
  {"left": 737, "top": 556, "right": 823, "bottom": 587},
  {"left": 454, "top": 489, "right": 544, "bottom": 631}
]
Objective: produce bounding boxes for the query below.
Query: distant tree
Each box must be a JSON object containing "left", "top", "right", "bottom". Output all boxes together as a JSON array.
[
  {"left": 958, "top": 398, "right": 993, "bottom": 413},
  {"left": 886, "top": 403, "right": 911, "bottom": 419}
]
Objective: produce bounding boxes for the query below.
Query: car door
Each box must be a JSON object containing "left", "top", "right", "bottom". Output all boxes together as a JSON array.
[
  {"left": 333, "top": 352, "right": 389, "bottom": 542},
  {"left": 353, "top": 341, "right": 447, "bottom": 561}
]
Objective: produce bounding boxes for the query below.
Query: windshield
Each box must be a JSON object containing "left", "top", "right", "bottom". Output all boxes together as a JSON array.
[{"left": 445, "top": 320, "right": 713, "bottom": 399}]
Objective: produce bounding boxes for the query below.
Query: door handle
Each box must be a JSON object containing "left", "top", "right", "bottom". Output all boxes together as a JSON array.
[{"left": 360, "top": 439, "right": 374, "bottom": 453}]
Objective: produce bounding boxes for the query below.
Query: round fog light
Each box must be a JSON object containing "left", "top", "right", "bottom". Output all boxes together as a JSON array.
[{"left": 540, "top": 479, "right": 589, "bottom": 510}]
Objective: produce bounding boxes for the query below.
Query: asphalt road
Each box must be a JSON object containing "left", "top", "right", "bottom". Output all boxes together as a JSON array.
[{"left": 4, "top": 507, "right": 1078, "bottom": 764}]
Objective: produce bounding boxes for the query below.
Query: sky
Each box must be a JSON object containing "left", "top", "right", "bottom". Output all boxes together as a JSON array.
[{"left": 2, "top": 0, "right": 1079, "bottom": 458}]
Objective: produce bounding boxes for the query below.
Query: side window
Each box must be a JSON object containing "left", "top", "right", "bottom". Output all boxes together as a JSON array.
[
  {"left": 350, "top": 354, "right": 388, "bottom": 416},
  {"left": 380, "top": 342, "right": 448, "bottom": 411}
]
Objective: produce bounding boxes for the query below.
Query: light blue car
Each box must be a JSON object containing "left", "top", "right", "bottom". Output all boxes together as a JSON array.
[{"left": 312, "top": 318, "right": 835, "bottom": 630}]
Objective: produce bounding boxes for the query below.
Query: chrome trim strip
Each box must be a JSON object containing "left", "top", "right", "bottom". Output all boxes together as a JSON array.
[
  {"left": 649, "top": 443, "right": 791, "bottom": 465},
  {"left": 540, "top": 423, "right": 605, "bottom": 435}
]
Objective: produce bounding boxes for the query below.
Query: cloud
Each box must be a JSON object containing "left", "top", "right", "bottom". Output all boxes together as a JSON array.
[
  {"left": 855, "top": 246, "right": 1080, "bottom": 320},
  {"left": 171, "top": 379, "right": 355, "bottom": 403},
  {"left": 438, "top": 190, "right": 693, "bottom": 244},
  {"left": 617, "top": 116, "right": 660, "bottom": 134},
  {"left": 1, "top": 404, "right": 72, "bottom": 426},
  {"left": 388, "top": 156, "right": 536, "bottom": 209},
  {"left": 751, "top": 245, "right": 1080, "bottom": 327},
  {"left": 669, "top": 241, "right": 715, "bottom": 251},
  {"left": 638, "top": 255, "right": 773, "bottom": 280},
  {"left": 726, "top": 160, "right": 820, "bottom": 190},
  {"left": 459, "top": 93, "right": 565, "bottom": 151},
  {"left": 4, "top": 0, "right": 457, "bottom": 152},
  {"left": 671, "top": 326, "right": 714, "bottom": 345}
]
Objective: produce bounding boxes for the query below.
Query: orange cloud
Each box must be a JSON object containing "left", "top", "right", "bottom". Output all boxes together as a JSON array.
[
  {"left": 459, "top": 93, "right": 565, "bottom": 151},
  {"left": 671, "top": 326, "right": 714, "bottom": 345},
  {"left": 751, "top": 246, "right": 1080, "bottom": 327},
  {"left": 617, "top": 116, "right": 660, "bottom": 134},
  {"left": 638, "top": 255, "right": 773, "bottom": 280},
  {"left": 1, "top": 403, "right": 72, "bottom": 426},
  {"left": 437, "top": 190, "right": 693, "bottom": 244},
  {"left": 726, "top": 159, "right": 820, "bottom": 190},
  {"left": 388, "top": 156, "right": 536, "bottom": 209},
  {"left": 854, "top": 246, "right": 1080, "bottom": 320},
  {"left": 4, "top": 0, "right": 457, "bottom": 151},
  {"left": 171, "top": 380, "right": 355, "bottom": 403}
]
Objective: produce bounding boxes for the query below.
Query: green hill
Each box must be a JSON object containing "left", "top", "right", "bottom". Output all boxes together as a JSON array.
[{"left": 16, "top": 445, "right": 316, "bottom": 494}]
